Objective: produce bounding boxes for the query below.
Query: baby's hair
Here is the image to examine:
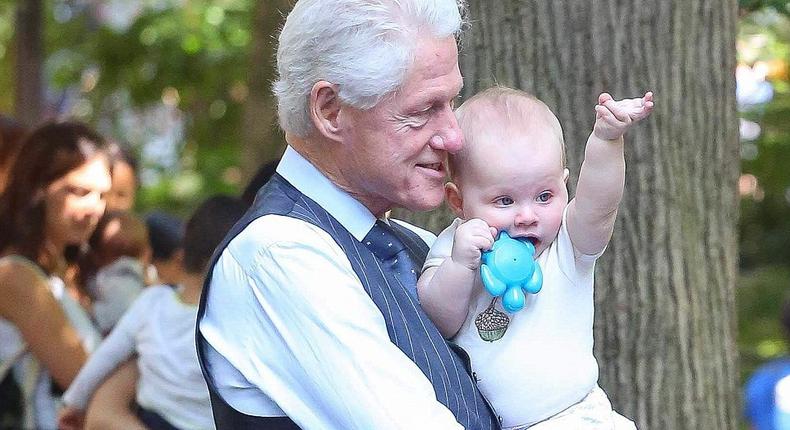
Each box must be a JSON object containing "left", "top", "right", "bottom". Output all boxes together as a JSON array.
[
  {"left": 91, "top": 211, "right": 149, "bottom": 262},
  {"left": 450, "top": 86, "right": 565, "bottom": 181},
  {"left": 78, "top": 210, "right": 149, "bottom": 287}
]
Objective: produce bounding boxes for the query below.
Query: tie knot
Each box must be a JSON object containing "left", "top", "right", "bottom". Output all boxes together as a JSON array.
[{"left": 364, "top": 220, "right": 407, "bottom": 261}]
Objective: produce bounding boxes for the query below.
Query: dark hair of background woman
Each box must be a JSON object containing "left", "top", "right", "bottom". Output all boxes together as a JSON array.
[{"left": 0, "top": 121, "right": 109, "bottom": 272}]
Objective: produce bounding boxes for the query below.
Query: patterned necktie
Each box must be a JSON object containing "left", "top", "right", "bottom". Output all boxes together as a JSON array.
[{"left": 363, "top": 220, "right": 420, "bottom": 296}]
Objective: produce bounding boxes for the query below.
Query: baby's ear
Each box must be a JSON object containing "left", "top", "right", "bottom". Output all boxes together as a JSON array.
[
  {"left": 445, "top": 182, "right": 464, "bottom": 218},
  {"left": 562, "top": 168, "right": 570, "bottom": 184}
]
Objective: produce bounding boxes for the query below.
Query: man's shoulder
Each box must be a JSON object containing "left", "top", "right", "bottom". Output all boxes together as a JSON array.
[{"left": 220, "top": 213, "right": 346, "bottom": 267}]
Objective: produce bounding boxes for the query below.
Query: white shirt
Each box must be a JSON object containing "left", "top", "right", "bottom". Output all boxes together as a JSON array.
[
  {"left": 199, "top": 146, "right": 463, "bottom": 430},
  {"left": 63, "top": 286, "right": 214, "bottom": 430},
  {"left": 423, "top": 212, "right": 601, "bottom": 428},
  {"left": 89, "top": 256, "right": 145, "bottom": 334}
]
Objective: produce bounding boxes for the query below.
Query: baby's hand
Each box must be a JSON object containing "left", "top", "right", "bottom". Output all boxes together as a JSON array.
[
  {"left": 58, "top": 405, "right": 85, "bottom": 430},
  {"left": 451, "top": 219, "right": 497, "bottom": 271},
  {"left": 593, "top": 91, "right": 654, "bottom": 141}
]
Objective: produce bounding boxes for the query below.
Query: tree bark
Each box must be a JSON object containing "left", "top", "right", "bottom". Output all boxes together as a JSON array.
[
  {"left": 400, "top": 1, "right": 741, "bottom": 429},
  {"left": 240, "top": 1, "right": 291, "bottom": 181},
  {"left": 14, "top": 0, "right": 43, "bottom": 127}
]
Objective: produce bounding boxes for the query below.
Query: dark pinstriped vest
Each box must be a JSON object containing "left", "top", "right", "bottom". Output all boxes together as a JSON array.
[{"left": 196, "top": 174, "right": 500, "bottom": 430}]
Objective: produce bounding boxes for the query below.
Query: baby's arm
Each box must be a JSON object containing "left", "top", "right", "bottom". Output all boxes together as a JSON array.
[
  {"left": 567, "top": 92, "right": 654, "bottom": 255},
  {"left": 59, "top": 292, "right": 149, "bottom": 428},
  {"left": 417, "top": 219, "right": 496, "bottom": 338}
]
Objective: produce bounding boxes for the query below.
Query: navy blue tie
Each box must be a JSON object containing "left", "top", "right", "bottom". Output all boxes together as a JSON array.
[{"left": 363, "top": 220, "right": 420, "bottom": 296}]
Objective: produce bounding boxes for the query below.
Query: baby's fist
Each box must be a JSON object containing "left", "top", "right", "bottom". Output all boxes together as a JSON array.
[{"left": 451, "top": 219, "right": 496, "bottom": 271}]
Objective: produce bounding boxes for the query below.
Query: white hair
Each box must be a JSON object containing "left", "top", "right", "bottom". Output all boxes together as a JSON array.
[{"left": 273, "top": 0, "right": 468, "bottom": 137}]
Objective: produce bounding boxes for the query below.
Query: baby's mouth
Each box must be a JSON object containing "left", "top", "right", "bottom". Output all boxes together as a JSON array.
[{"left": 522, "top": 235, "right": 539, "bottom": 250}]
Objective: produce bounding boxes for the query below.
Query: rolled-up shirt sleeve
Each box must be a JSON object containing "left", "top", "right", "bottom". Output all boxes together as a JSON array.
[{"left": 199, "top": 215, "right": 462, "bottom": 430}]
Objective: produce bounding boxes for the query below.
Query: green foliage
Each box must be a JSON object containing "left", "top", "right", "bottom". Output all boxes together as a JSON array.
[
  {"left": 740, "top": 0, "right": 790, "bottom": 15},
  {"left": 738, "top": 266, "right": 790, "bottom": 380},
  {"left": 0, "top": 2, "right": 18, "bottom": 113},
  {"left": 27, "top": 0, "right": 255, "bottom": 215},
  {"left": 738, "top": 7, "right": 790, "bottom": 391}
]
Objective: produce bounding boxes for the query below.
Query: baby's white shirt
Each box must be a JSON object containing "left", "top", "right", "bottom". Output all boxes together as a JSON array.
[
  {"left": 63, "top": 285, "right": 214, "bottom": 430},
  {"left": 423, "top": 209, "right": 602, "bottom": 427}
]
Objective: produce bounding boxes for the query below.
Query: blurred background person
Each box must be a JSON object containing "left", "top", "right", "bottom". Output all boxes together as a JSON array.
[
  {"left": 0, "top": 115, "right": 27, "bottom": 194},
  {"left": 78, "top": 210, "right": 151, "bottom": 334},
  {"left": 106, "top": 142, "right": 139, "bottom": 212},
  {"left": 0, "top": 121, "right": 111, "bottom": 429},
  {"left": 144, "top": 211, "right": 185, "bottom": 288},
  {"left": 240, "top": 160, "right": 278, "bottom": 208},
  {"left": 745, "top": 296, "right": 790, "bottom": 430},
  {"left": 59, "top": 195, "right": 247, "bottom": 430}
]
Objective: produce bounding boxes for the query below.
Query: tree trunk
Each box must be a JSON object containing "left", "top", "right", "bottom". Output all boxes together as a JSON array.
[
  {"left": 240, "top": 1, "right": 291, "bottom": 181},
  {"left": 14, "top": 0, "right": 43, "bottom": 127},
  {"left": 400, "top": 1, "right": 740, "bottom": 429}
]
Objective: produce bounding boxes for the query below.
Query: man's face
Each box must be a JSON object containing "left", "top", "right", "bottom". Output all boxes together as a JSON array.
[{"left": 335, "top": 35, "right": 463, "bottom": 216}]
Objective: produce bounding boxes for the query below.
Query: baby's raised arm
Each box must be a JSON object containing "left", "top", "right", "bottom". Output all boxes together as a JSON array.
[{"left": 566, "top": 92, "right": 654, "bottom": 256}]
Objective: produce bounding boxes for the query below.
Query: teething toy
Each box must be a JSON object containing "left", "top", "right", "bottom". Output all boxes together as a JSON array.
[{"left": 480, "top": 231, "right": 542, "bottom": 313}]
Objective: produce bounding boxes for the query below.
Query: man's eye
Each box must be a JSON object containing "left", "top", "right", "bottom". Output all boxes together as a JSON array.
[
  {"left": 537, "top": 192, "right": 551, "bottom": 203},
  {"left": 496, "top": 196, "right": 514, "bottom": 206}
]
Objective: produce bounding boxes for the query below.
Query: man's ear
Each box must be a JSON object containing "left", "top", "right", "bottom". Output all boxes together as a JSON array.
[
  {"left": 445, "top": 182, "right": 464, "bottom": 218},
  {"left": 309, "top": 81, "right": 342, "bottom": 142},
  {"left": 563, "top": 168, "right": 570, "bottom": 183}
]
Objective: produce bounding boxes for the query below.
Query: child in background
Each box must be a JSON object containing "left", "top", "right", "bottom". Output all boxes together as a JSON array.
[
  {"left": 144, "top": 211, "right": 185, "bottom": 287},
  {"left": 59, "top": 195, "right": 248, "bottom": 430},
  {"left": 106, "top": 142, "right": 139, "bottom": 212},
  {"left": 79, "top": 210, "right": 150, "bottom": 334},
  {"left": 417, "top": 87, "right": 653, "bottom": 429}
]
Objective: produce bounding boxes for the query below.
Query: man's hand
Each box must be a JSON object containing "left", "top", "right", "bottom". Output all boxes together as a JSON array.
[
  {"left": 58, "top": 405, "right": 85, "bottom": 430},
  {"left": 450, "top": 219, "right": 497, "bottom": 271},
  {"left": 593, "top": 91, "right": 654, "bottom": 141}
]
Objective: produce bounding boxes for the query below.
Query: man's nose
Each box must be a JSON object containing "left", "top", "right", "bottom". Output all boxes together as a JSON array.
[{"left": 429, "top": 107, "right": 463, "bottom": 153}]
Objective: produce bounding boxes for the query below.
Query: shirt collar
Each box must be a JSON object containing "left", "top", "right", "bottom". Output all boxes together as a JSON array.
[{"left": 276, "top": 145, "right": 377, "bottom": 241}]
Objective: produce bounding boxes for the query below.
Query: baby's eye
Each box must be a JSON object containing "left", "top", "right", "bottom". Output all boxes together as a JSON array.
[
  {"left": 537, "top": 192, "right": 552, "bottom": 203},
  {"left": 496, "top": 196, "right": 515, "bottom": 206}
]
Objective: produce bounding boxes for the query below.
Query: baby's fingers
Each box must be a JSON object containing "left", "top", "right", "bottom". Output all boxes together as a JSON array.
[{"left": 595, "top": 104, "right": 618, "bottom": 123}]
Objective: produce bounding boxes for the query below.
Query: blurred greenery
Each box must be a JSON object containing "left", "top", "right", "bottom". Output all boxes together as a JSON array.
[
  {"left": 737, "top": 0, "right": 790, "bottom": 395},
  {"left": 1, "top": 0, "right": 257, "bottom": 217}
]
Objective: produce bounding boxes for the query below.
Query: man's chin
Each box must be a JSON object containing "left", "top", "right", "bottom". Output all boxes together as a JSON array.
[{"left": 398, "top": 190, "right": 445, "bottom": 212}]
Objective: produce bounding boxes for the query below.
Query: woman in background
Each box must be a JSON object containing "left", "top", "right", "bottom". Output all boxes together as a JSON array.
[{"left": 0, "top": 121, "right": 111, "bottom": 429}]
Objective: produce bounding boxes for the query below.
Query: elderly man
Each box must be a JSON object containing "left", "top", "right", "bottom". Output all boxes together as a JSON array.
[{"left": 197, "top": 1, "right": 500, "bottom": 429}]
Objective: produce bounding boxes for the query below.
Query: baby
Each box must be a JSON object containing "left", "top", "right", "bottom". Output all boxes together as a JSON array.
[
  {"left": 417, "top": 86, "right": 653, "bottom": 429},
  {"left": 81, "top": 210, "right": 150, "bottom": 334}
]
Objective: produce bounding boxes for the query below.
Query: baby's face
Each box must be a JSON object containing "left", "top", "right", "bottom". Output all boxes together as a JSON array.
[{"left": 448, "top": 125, "right": 568, "bottom": 256}]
